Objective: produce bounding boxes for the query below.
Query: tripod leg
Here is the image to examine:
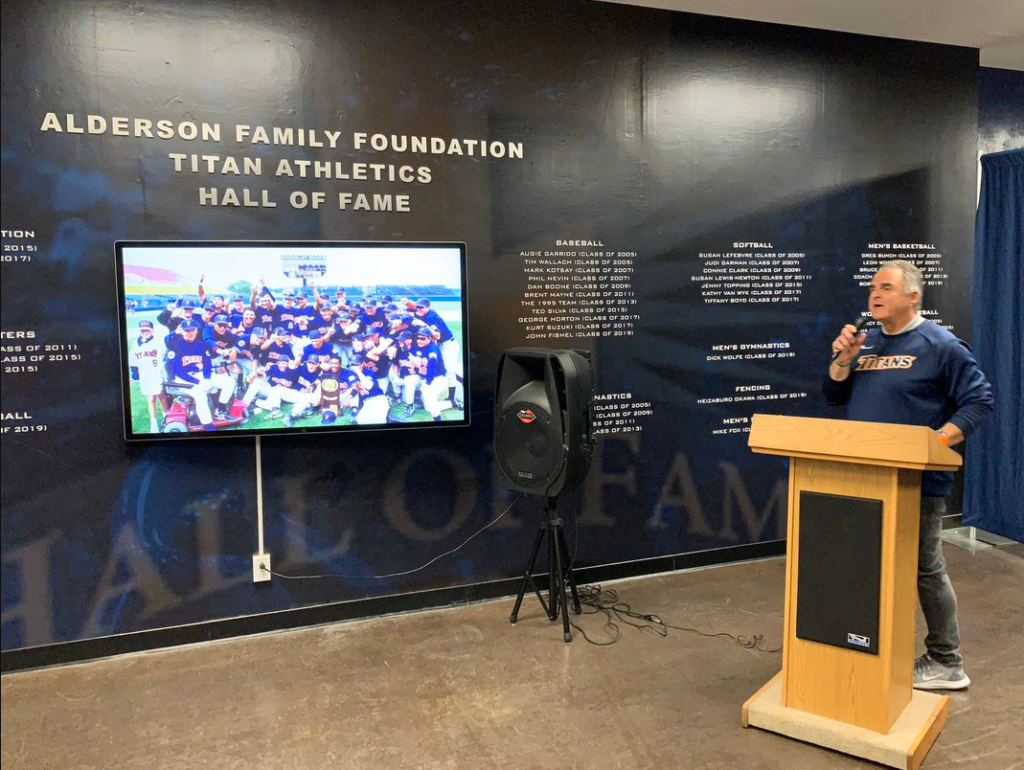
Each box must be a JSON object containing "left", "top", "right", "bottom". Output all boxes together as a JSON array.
[
  {"left": 546, "top": 521, "right": 559, "bottom": 620},
  {"left": 556, "top": 526, "right": 582, "bottom": 615},
  {"left": 510, "top": 524, "right": 546, "bottom": 624},
  {"left": 550, "top": 519, "right": 572, "bottom": 642}
]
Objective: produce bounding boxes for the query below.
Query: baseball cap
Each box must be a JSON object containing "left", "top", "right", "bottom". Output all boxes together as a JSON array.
[
  {"left": 308, "top": 329, "right": 324, "bottom": 341},
  {"left": 180, "top": 319, "right": 200, "bottom": 331},
  {"left": 233, "top": 295, "right": 244, "bottom": 302},
  {"left": 213, "top": 314, "right": 230, "bottom": 324},
  {"left": 273, "top": 326, "right": 287, "bottom": 337},
  {"left": 283, "top": 292, "right": 295, "bottom": 299},
  {"left": 415, "top": 328, "right": 433, "bottom": 338},
  {"left": 202, "top": 301, "right": 215, "bottom": 310},
  {"left": 415, "top": 298, "right": 430, "bottom": 308},
  {"left": 139, "top": 320, "right": 154, "bottom": 330},
  {"left": 304, "top": 354, "right": 319, "bottom": 364},
  {"left": 397, "top": 331, "right": 415, "bottom": 342},
  {"left": 181, "top": 299, "right": 196, "bottom": 310},
  {"left": 251, "top": 327, "right": 268, "bottom": 338}
]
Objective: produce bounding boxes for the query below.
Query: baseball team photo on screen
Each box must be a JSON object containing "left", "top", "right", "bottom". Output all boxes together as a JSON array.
[{"left": 116, "top": 241, "right": 469, "bottom": 440}]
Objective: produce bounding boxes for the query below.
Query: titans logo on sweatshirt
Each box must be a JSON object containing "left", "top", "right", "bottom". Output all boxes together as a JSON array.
[{"left": 855, "top": 355, "right": 917, "bottom": 371}]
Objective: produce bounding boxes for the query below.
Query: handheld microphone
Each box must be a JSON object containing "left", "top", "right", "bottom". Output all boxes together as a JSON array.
[{"left": 830, "top": 317, "right": 870, "bottom": 364}]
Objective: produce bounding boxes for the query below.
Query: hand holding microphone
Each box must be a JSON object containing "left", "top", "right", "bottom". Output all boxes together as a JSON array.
[{"left": 830, "top": 317, "right": 870, "bottom": 366}]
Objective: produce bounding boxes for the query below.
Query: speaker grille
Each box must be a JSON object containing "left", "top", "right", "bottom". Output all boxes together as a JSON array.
[{"left": 495, "top": 402, "right": 563, "bottom": 490}]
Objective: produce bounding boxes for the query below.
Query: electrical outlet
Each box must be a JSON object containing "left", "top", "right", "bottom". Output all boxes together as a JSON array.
[{"left": 252, "top": 553, "right": 271, "bottom": 583}]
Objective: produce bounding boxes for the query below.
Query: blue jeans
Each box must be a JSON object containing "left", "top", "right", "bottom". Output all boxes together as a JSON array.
[{"left": 919, "top": 497, "right": 963, "bottom": 666}]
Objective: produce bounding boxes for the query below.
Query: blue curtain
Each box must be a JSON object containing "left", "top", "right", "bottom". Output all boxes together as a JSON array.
[{"left": 964, "top": 149, "right": 1023, "bottom": 542}]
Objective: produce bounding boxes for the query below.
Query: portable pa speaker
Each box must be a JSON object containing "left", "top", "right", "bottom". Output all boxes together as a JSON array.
[{"left": 494, "top": 348, "right": 594, "bottom": 496}]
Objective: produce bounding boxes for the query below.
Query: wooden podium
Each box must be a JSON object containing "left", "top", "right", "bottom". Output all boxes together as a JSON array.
[{"left": 741, "top": 414, "right": 962, "bottom": 769}]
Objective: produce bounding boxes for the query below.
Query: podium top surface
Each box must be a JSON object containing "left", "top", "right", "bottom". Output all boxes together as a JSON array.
[{"left": 748, "top": 414, "right": 963, "bottom": 471}]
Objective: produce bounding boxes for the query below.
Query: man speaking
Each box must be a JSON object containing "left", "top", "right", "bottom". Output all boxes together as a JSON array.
[{"left": 825, "top": 260, "right": 993, "bottom": 691}]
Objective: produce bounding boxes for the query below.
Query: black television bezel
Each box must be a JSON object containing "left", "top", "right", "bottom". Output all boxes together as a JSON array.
[{"left": 115, "top": 239, "right": 470, "bottom": 441}]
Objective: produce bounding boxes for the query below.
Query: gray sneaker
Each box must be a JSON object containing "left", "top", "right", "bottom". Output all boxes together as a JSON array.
[{"left": 913, "top": 654, "right": 971, "bottom": 691}]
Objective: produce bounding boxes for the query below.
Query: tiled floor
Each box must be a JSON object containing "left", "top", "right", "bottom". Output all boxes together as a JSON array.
[{"left": 3, "top": 544, "right": 1022, "bottom": 770}]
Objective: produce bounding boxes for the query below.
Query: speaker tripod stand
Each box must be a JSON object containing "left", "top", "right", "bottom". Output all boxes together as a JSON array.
[{"left": 509, "top": 497, "right": 582, "bottom": 642}]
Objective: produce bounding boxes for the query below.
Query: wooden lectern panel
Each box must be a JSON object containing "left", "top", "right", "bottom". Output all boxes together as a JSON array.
[
  {"left": 749, "top": 414, "right": 962, "bottom": 471},
  {"left": 744, "top": 414, "right": 949, "bottom": 764},
  {"left": 782, "top": 458, "right": 921, "bottom": 733}
]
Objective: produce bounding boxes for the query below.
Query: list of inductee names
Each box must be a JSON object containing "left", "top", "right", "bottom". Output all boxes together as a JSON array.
[
  {"left": 699, "top": 384, "right": 809, "bottom": 437},
  {"left": 701, "top": 337, "right": 805, "bottom": 437},
  {"left": 591, "top": 393, "right": 653, "bottom": 437},
  {"left": 519, "top": 240, "right": 640, "bottom": 340},
  {"left": 1, "top": 412, "right": 48, "bottom": 435},
  {"left": 856, "top": 242, "right": 948, "bottom": 289},
  {"left": 2, "top": 229, "right": 73, "bottom": 439},
  {"left": 693, "top": 243, "right": 810, "bottom": 304},
  {"left": 2, "top": 334, "right": 83, "bottom": 375},
  {"left": 1, "top": 229, "right": 38, "bottom": 263},
  {"left": 856, "top": 241, "right": 954, "bottom": 330}
]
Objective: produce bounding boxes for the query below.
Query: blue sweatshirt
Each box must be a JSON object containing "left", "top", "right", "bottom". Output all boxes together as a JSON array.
[{"left": 823, "top": 319, "right": 993, "bottom": 496}]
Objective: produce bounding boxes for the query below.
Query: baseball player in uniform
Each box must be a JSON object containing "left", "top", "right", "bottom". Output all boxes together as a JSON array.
[
  {"left": 281, "top": 355, "right": 322, "bottom": 427},
  {"left": 395, "top": 330, "right": 422, "bottom": 419},
  {"left": 302, "top": 329, "right": 333, "bottom": 365},
  {"left": 415, "top": 298, "right": 463, "bottom": 409},
  {"left": 356, "top": 328, "right": 396, "bottom": 397},
  {"left": 233, "top": 308, "right": 258, "bottom": 337},
  {"left": 408, "top": 326, "right": 449, "bottom": 421},
  {"left": 256, "top": 359, "right": 306, "bottom": 421},
  {"left": 277, "top": 292, "right": 299, "bottom": 329},
  {"left": 129, "top": 319, "right": 168, "bottom": 432},
  {"left": 157, "top": 298, "right": 198, "bottom": 335},
  {"left": 241, "top": 359, "right": 276, "bottom": 414},
  {"left": 348, "top": 355, "right": 390, "bottom": 425},
  {"left": 252, "top": 284, "right": 281, "bottom": 333},
  {"left": 316, "top": 355, "right": 347, "bottom": 424},
  {"left": 166, "top": 319, "right": 235, "bottom": 430},
  {"left": 197, "top": 274, "right": 227, "bottom": 315},
  {"left": 204, "top": 314, "right": 238, "bottom": 364},
  {"left": 294, "top": 292, "right": 316, "bottom": 325},
  {"left": 234, "top": 323, "right": 267, "bottom": 386},
  {"left": 229, "top": 296, "right": 248, "bottom": 328},
  {"left": 260, "top": 327, "right": 296, "bottom": 367}
]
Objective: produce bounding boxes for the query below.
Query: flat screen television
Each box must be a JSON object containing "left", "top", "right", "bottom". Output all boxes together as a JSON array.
[{"left": 116, "top": 241, "right": 469, "bottom": 440}]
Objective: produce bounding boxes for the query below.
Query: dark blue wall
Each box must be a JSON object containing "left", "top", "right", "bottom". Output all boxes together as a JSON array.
[
  {"left": 979, "top": 66, "right": 1024, "bottom": 155},
  {"left": 2, "top": 0, "right": 980, "bottom": 654}
]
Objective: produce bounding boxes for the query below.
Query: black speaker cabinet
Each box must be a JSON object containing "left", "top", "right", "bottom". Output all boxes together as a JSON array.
[
  {"left": 796, "top": 491, "right": 883, "bottom": 655},
  {"left": 494, "top": 348, "right": 593, "bottom": 496}
]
